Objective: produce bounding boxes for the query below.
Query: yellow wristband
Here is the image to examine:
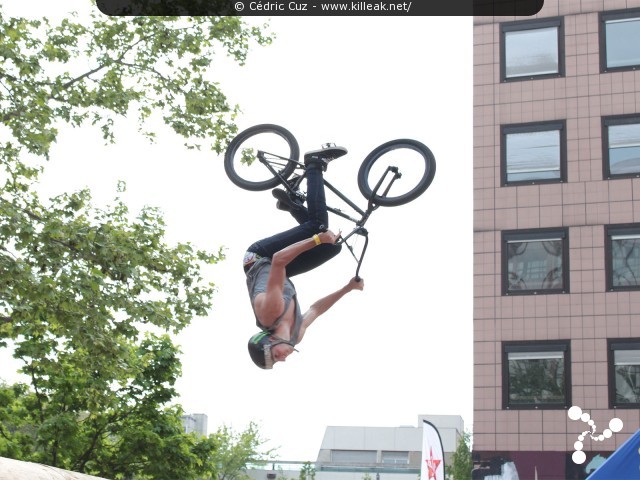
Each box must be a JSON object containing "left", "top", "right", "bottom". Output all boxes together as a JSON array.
[{"left": 313, "top": 234, "right": 322, "bottom": 246}]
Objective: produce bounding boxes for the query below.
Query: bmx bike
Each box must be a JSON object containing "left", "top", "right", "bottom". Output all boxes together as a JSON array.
[{"left": 224, "top": 124, "right": 436, "bottom": 279}]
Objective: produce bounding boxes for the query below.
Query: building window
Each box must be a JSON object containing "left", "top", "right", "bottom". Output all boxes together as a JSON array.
[
  {"left": 603, "top": 115, "right": 640, "bottom": 178},
  {"left": 331, "top": 450, "right": 377, "bottom": 464},
  {"left": 503, "top": 341, "right": 571, "bottom": 409},
  {"left": 600, "top": 9, "right": 640, "bottom": 72},
  {"left": 609, "top": 340, "right": 640, "bottom": 408},
  {"left": 381, "top": 451, "right": 409, "bottom": 465},
  {"left": 501, "top": 18, "right": 564, "bottom": 81},
  {"left": 606, "top": 224, "right": 640, "bottom": 291},
  {"left": 502, "top": 228, "right": 569, "bottom": 295},
  {"left": 502, "top": 121, "right": 566, "bottom": 185}
]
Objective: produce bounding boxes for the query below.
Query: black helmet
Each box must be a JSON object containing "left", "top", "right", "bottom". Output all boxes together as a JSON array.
[
  {"left": 248, "top": 332, "right": 297, "bottom": 369},
  {"left": 248, "top": 332, "right": 274, "bottom": 369}
]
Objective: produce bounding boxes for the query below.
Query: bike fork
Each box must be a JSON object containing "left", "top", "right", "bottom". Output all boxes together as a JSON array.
[
  {"left": 369, "top": 166, "right": 401, "bottom": 207},
  {"left": 343, "top": 166, "right": 399, "bottom": 281},
  {"left": 339, "top": 227, "right": 369, "bottom": 282}
]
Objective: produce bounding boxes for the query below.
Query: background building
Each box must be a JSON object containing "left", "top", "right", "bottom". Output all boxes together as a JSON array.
[
  {"left": 247, "top": 415, "right": 463, "bottom": 480},
  {"left": 473, "top": 1, "right": 640, "bottom": 479},
  {"left": 181, "top": 413, "right": 208, "bottom": 437}
]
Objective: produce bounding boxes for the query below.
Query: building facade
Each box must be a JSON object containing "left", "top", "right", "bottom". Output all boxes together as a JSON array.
[
  {"left": 246, "top": 415, "right": 463, "bottom": 480},
  {"left": 473, "top": 1, "right": 640, "bottom": 479}
]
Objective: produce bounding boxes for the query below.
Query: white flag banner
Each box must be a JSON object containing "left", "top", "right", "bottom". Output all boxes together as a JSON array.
[{"left": 420, "top": 420, "right": 445, "bottom": 480}]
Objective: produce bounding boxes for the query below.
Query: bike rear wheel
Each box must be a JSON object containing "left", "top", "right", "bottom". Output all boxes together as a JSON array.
[
  {"left": 357, "top": 139, "right": 436, "bottom": 206},
  {"left": 224, "top": 124, "right": 299, "bottom": 191}
]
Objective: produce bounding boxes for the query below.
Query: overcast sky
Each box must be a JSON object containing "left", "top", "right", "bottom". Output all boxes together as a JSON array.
[{"left": 1, "top": 2, "right": 473, "bottom": 461}]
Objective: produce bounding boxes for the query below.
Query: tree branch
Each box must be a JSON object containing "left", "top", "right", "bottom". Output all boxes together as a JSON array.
[
  {"left": 53, "top": 28, "right": 163, "bottom": 93},
  {"left": 0, "top": 423, "right": 12, "bottom": 442},
  {"left": 74, "top": 421, "right": 106, "bottom": 472}
]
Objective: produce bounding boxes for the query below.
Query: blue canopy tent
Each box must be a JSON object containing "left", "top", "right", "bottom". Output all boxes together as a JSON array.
[{"left": 588, "top": 429, "right": 640, "bottom": 479}]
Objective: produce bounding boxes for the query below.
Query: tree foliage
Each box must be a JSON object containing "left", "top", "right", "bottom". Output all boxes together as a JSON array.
[
  {"left": 212, "top": 423, "right": 275, "bottom": 480},
  {"left": 448, "top": 431, "right": 472, "bottom": 480},
  {"left": 0, "top": 4, "right": 272, "bottom": 478},
  {"left": 0, "top": 8, "right": 271, "bottom": 157},
  {"left": 299, "top": 461, "right": 315, "bottom": 480}
]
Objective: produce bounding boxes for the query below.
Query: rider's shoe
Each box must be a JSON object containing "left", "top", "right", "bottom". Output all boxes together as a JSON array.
[
  {"left": 285, "top": 174, "right": 303, "bottom": 192},
  {"left": 304, "top": 145, "right": 348, "bottom": 171},
  {"left": 272, "top": 188, "right": 305, "bottom": 213}
]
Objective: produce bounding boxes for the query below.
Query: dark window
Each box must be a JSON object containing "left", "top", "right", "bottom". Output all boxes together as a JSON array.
[
  {"left": 605, "top": 224, "right": 640, "bottom": 291},
  {"left": 503, "top": 228, "right": 569, "bottom": 295},
  {"left": 503, "top": 341, "right": 571, "bottom": 409},
  {"left": 608, "top": 339, "right": 640, "bottom": 408},
  {"left": 603, "top": 115, "right": 640, "bottom": 179},
  {"left": 600, "top": 9, "right": 640, "bottom": 72},
  {"left": 501, "top": 17, "right": 564, "bottom": 81},
  {"left": 502, "top": 121, "right": 566, "bottom": 185}
]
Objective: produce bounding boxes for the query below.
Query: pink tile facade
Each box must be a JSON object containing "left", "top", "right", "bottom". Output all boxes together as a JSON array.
[{"left": 473, "top": 0, "right": 640, "bottom": 468}]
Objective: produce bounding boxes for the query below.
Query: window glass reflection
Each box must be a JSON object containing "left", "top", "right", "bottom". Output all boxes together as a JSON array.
[
  {"left": 505, "top": 27, "right": 559, "bottom": 78},
  {"left": 614, "top": 349, "right": 640, "bottom": 404},
  {"left": 507, "top": 351, "right": 566, "bottom": 406},
  {"left": 608, "top": 123, "right": 640, "bottom": 175},
  {"left": 605, "top": 17, "right": 640, "bottom": 69},
  {"left": 611, "top": 234, "right": 640, "bottom": 288},
  {"left": 506, "top": 129, "right": 561, "bottom": 182},
  {"left": 507, "top": 238, "right": 564, "bottom": 292}
]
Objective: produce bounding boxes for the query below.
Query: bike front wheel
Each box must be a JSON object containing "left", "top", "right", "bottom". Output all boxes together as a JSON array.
[
  {"left": 357, "top": 139, "right": 436, "bottom": 207},
  {"left": 224, "top": 124, "right": 300, "bottom": 191}
]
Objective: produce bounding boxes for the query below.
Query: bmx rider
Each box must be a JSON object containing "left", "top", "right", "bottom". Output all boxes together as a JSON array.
[{"left": 244, "top": 145, "right": 364, "bottom": 369}]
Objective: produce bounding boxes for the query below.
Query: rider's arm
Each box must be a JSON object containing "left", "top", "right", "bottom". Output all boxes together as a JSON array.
[
  {"left": 271, "top": 230, "right": 339, "bottom": 268},
  {"left": 297, "top": 277, "right": 364, "bottom": 343},
  {"left": 255, "top": 230, "right": 340, "bottom": 327}
]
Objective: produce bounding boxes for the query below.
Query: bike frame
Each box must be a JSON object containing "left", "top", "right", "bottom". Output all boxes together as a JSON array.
[{"left": 256, "top": 151, "right": 402, "bottom": 280}]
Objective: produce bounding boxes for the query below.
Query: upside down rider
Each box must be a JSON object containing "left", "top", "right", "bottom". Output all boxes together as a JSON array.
[{"left": 243, "top": 145, "right": 364, "bottom": 369}]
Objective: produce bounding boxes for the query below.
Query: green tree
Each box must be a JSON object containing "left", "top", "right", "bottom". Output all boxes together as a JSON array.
[
  {"left": 299, "top": 461, "right": 315, "bottom": 480},
  {"left": 209, "top": 423, "right": 275, "bottom": 480},
  {"left": 448, "top": 431, "right": 472, "bottom": 480},
  {"left": 0, "top": 4, "right": 272, "bottom": 479}
]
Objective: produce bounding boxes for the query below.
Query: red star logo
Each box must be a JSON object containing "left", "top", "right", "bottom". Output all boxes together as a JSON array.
[{"left": 424, "top": 447, "right": 441, "bottom": 480}]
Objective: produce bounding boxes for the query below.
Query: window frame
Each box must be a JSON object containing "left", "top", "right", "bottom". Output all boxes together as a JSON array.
[
  {"left": 502, "top": 228, "right": 570, "bottom": 296},
  {"left": 502, "top": 340, "right": 572, "bottom": 410},
  {"left": 330, "top": 450, "right": 377, "bottom": 465},
  {"left": 599, "top": 8, "right": 640, "bottom": 73},
  {"left": 608, "top": 338, "right": 640, "bottom": 409},
  {"left": 605, "top": 224, "right": 640, "bottom": 291},
  {"left": 602, "top": 114, "right": 640, "bottom": 179},
  {"left": 500, "top": 17, "right": 565, "bottom": 82},
  {"left": 501, "top": 120, "right": 567, "bottom": 186},
  {"left": 381, "top": 451, "right": 409, "bottom": 465}
]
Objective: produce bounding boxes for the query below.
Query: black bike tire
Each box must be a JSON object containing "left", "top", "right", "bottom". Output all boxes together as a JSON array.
[
  {"left": 224, "top": 124, "right": 299, "bottom": 191},
  {"left": 357, "top": 139, "right": 436, "bottom": 207}
]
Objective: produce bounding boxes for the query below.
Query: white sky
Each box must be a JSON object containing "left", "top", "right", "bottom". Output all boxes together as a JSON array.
[{"left": 1, "top": 2, "right": 473, "bottom": 462}]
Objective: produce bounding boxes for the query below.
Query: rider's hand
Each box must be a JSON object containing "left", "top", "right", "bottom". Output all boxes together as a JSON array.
[
  {"left": 319, "top": 230, "right": 341, "bottom": 245},
  {"left": 348, "top": 277, "right": 364, "bottom": 291}
]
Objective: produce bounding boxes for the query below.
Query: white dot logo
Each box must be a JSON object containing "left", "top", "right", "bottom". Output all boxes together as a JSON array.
[{"left": 568, "top": 406, "right": 623, "bottom": 464}]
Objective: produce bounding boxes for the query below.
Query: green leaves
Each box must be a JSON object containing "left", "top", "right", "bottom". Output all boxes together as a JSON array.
[
  {"left": 449, "top": 431, "right": 472, "bottom": 480},
  {"left": 0, "top": 151, "right": 226, "bottom": 475},
  {"left": 241, "top": 147, "right": 257, "bottom": 166},
  {"left": 209, "top": 422, "right": 276, "bottom": 480},
  {"left": 1, "top": 11, "right": 273, "bottom": 158},
  {"left": 0, "top": 5, "right": 272, "bottom": 479}
]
